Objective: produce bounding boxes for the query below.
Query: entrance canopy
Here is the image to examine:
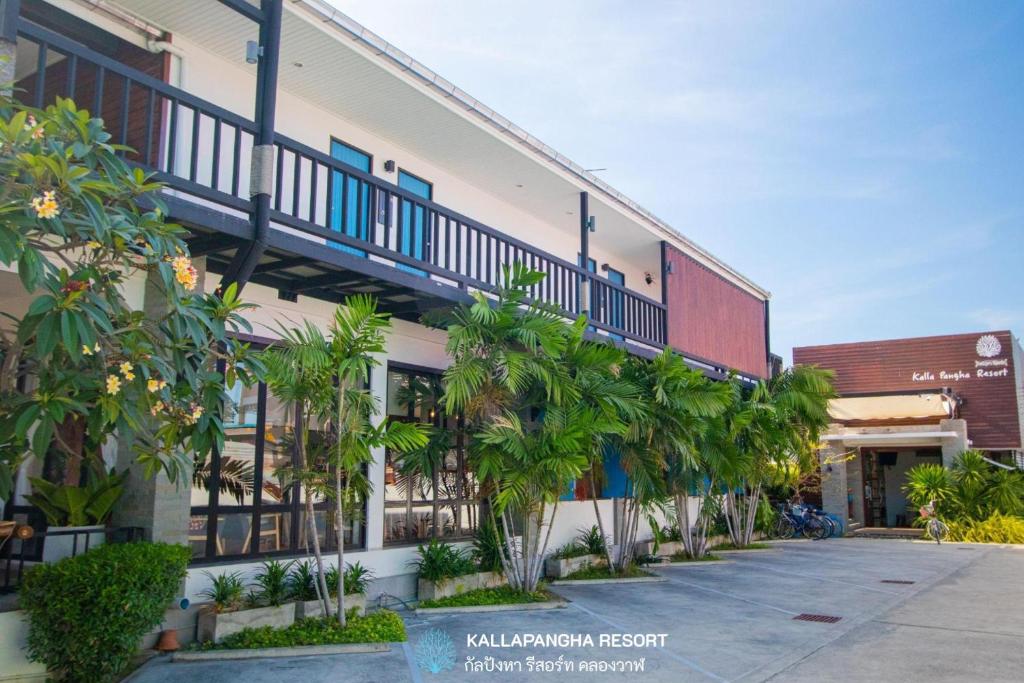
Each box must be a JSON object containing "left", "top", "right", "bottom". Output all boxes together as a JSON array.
[{"left": 828, "top": 392, "right": 956, "bottom": 423}]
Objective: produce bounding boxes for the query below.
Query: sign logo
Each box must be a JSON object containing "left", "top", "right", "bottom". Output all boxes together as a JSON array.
[
  {"left": 414, "top": 628, "right": 456, "bottom": 674},
  {"left": 976, "top": 334, "right": 1002, "bottom": 358}
]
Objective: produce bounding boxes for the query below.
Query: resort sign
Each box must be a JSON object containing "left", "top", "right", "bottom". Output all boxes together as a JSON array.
[{"left": 911, "top": 335, "right": 1010, "bottom": 382}]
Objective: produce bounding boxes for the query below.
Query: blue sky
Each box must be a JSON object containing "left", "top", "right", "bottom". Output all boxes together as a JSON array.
[{"left": 337, "top": 1, "right": 1024, "bottom": 364}]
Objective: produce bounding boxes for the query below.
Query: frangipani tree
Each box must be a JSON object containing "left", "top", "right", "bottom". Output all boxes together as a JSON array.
[
  {"left": 0, "top": 96, "right": 259, "bottom": 500},
  {"left": 440, "top": 263, "right": 589, "bottom": 592}
]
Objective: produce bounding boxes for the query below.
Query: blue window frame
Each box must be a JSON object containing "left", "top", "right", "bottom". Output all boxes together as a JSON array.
[
  {"left": 329, "top": 139, "right": 372, "bottom": 258},
  {"left": 397, "top": 170, "right": 432, "bottom": 276}
]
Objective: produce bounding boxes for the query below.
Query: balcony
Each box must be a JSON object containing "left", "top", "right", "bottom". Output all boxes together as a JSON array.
[{"left": 13, "top": 19, "right": 667, "bottom": 351}]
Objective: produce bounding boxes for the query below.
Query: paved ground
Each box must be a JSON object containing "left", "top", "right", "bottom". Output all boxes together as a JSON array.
[{"left": 130, "top": 539, "right": 1024, "bottom": 682}]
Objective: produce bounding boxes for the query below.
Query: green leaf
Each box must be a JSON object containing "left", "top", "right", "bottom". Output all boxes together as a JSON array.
[{"left": 17, "top": 247, "right": 42, "bottom": 292}]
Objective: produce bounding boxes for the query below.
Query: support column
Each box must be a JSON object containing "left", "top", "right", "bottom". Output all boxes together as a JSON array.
[
  {"left": 939, "top": 418, "right": 969, "bottom": 468},
  {"left": 364, "top": 351, "right": 388, "bottom": 551},
  {"left": 818, "top": 442, "right": 849, "bottom": 521},
  {"left": 112, "top": 258, "right": 207, "bottom": 544},
  {"left": 0, "top": 0, "right": 20, "bottom": 92}
]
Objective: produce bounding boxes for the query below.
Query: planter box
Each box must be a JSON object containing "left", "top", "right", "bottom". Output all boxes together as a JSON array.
[
  {"left": 544, "top": 553, "right": 606, "bottom": 578},
  {"left": 197, "top": 603, "right": 295, "bottom": 644},
  {"left": 295, "top": 593, "right": 366, "bottom": 619},
  {"left": 41, "top": 525, "right": 105, "bottom": 563},
  {"left": 417, "top": 571, "right": 505, "bottom": 602},
  {"left": 634, "top": 540, "right": 684, "bottom": 558}
]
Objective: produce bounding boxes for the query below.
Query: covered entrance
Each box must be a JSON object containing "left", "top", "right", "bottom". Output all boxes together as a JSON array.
[{"left": 816, "top": 390, "right": 969, "bottom": 531}]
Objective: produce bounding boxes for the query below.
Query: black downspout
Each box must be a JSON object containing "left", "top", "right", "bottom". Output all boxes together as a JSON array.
[
  {"left": 764, "top": 299, "right": 772, "bottom": 377},
  {"left": 660, "top": 240, "right": 669, "bottom": 348},
  {"left": 0, "top": 0, "right": 20, "bottom": 43},
  {"left": 220, "top": 0, "right": 282, "bottom": 292},
  {"left": 579, "top": 191, "right": 589, "bottom": 318}
]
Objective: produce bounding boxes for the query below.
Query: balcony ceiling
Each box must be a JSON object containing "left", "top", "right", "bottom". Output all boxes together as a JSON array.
[{"left": 106, "top": 0, "right": 766, "bottom": 294}]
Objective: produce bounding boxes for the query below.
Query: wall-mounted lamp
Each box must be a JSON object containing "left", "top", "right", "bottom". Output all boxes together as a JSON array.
[
  {"left": 587, "top": 216, "right": 596, "bottom": 233},
  {"left": 644, "top": 271, "right": 654, "bottom": 285},
  {"left": 600, "top": 263, "right": 609, "bottom": 272},
  {"left": 664, "top": 261, "right": 674, "bottom": 275},
  {"left": 383, "top": 160, "right": 396, "bottom": 173},
  {"left": 245, "top": 40, "right": 263, "bottom": 64}
]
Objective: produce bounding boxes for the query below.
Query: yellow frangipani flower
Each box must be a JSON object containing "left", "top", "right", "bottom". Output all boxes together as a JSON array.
[
  {"left": 106, "top": 375, "right": 121, "bottom": 395},
  {"left": 30, "top": 191, "right": 59, "bottom": 220},
  {"left": 119, "top": 362, "right": 134, "bottom": 375}
]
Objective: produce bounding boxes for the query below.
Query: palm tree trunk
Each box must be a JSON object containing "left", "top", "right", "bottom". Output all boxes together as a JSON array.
[
  {"left": 296, "top": 407, "right": 331, "bottom": 616},
  {"left": 335, "top": 383, "right": 348, "bottom": 628},
  {"left": 589, "top": 470, "right": 614, "bottom": 569},
  {"left": 531, "top": 500, "right": 559, "bottom": 590}
]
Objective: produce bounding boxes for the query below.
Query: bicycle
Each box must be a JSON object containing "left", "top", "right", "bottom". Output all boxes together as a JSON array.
[{"left": 920, "top": 501, "right": 948, "bottom": 545}]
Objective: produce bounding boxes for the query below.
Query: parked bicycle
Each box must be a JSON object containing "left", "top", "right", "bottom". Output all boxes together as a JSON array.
[
  {"left": 772, "top": 504, "right": 830, "bottom": 540},
  {"left": 919, "top": 500, "right": 948, "bottom": 544}
]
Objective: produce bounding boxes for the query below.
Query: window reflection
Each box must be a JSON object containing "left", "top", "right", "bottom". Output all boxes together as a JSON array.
[{"left": 384, "top": 366, "right": 477, "bottom": 545}]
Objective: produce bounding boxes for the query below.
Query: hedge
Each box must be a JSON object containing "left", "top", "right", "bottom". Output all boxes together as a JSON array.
[{"left": 19, "top": 541, "right": 190, "bottom": 682}]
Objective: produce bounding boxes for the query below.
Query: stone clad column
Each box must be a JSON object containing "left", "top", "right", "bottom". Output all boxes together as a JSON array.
[
  {"left": 939, "top": 418, "right": 968, "bottom": 468},
  {"left": 112, "top": 258, "right": 206, "bottom": 545},
  {"left": 818, "top": 440, "right": 849, "bottom": 521}
]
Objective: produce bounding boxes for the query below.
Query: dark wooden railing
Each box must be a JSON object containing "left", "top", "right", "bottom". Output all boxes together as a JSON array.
[{"left": 15, "top": 20, "right": 666, "bottom": 348}]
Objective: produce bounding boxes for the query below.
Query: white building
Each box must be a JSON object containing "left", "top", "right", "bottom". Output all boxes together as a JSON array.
[{"left": 1, "top": 0, "right": 774, "bottom": 605}]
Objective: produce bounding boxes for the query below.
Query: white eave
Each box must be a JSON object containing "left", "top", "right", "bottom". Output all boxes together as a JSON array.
[{"left": 291, "top": 0, "right": 769, "bottom": 300}]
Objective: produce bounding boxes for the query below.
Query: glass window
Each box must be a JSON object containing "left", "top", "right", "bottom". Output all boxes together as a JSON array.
[
  {"left": 188, "top": 354, "right": 366, "bottom": 563},
  {"left": 384, "top": 365, "right": 478, "bottom": 545}
]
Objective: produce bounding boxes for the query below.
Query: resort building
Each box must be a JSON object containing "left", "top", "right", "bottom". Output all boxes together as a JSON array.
[
  {"left": 0, "top": 0, "right": 773, "bottom": 603},
  {"left": 794, "top": 331, "right": 1024, "bottom": 530}
]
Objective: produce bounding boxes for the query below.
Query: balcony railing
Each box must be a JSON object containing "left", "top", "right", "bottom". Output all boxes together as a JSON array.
[{"left": 15, "top": 19, "right": 667, "bottom": 348}]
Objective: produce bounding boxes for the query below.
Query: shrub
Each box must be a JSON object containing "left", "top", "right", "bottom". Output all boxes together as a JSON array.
[
  {"left": 411, "top": 539, "right": 476, "bottom": 581},
  {"left": 19, "top": 542, "right": 189, "bottom": 683},
  {"left": 473, "top": 519, "right": 505, "bottom": 573},
  {"left": 251, "top": 559, "right": 293, "bottom": 607},
  {"left": 200, "top": 571, "right": 246, "bottom": 613},
  {"left": 209, "top": 611, "right": 406, "bottom": 650},
  {"left": 343, "top": 561, "right": 374, "bottom": 595},
  {"left": 550, "top": 542, "right": 590, "bottom": 560},
  {"left": 418, "top": 586, "right": 550, "bottom": 609},
  {"left": 658, "top": 525, "right": 683, "bottom": 543},
  {"left": 324, "top": 565, "right": 341, "bottom": 597},
  {"left": 946, "top": 513, "right": 1024, "bottom": 544},
  {"left": 577, "top": 524, "right": 608, "bottom": 554},
  {"left": 287, "top": 560, "right": 319, "bottom": 602},
  {"left": 563, "top": 564, "right": 651, "bottom": 580}
]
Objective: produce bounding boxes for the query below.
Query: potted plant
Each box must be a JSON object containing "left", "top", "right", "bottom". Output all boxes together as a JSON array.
[
  {"left": 23, "top": 465, "right": 126, "bottom": 563},
  {"left": 635, "top": 524, "right": 686, "bottom": 559},
  {"left": 545, "top": 526, "right": 609, "bottom": 578},
  {"left": 311, "top": 561, "right": 373, "bottom": 618},
  {"left": 197, "top": 561, "right": 296, "bottom": 643},
  {"left": 413, "top": 539, "right": 505, "bottom": 601}
]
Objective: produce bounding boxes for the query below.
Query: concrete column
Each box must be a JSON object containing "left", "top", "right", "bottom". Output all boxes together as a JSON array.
[
  {"left": 112, "top": 258, "right": 207, "bottom": 544},
  {"left": 940, "top": 418, "right": 968, "bottom": 468},
  {"left": 364, "top": 350, "right": 388, "bottom": 551},
  {"left": 846, "top": 448, "right": 865, "bottom": 527}
]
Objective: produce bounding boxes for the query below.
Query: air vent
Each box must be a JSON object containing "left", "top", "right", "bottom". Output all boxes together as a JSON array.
[
  {"left": 880, "top": 580, "right": 915, "bottom": 585},
  {"left": 793, "top": 613, "right": 842, "bottom": 624}
]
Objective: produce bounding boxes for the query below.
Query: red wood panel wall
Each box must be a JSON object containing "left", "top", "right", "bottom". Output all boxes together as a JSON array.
[
  {"left": 794, "top": 331, "right": 1022, "bottom": 449},
  {"left": 663, "top": 244, "right": 767, "bottom": 378}
]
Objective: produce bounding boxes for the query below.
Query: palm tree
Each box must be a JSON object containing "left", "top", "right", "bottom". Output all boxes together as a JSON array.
[
  {"left": 721, "top": 366, "right": 835, "bottom": 547},
  {"left": 264, "top": 297, "right": 428, "bottom": 626},
  {"left": 325, "top": 296, "right": 429, "bottom": 626},
  {"left": 562, "top": 318, "right": 644, "bottom": 571},
  {"left": 262, "top": 320, "right": 336, "bottom": 617},
  {"left": 440, "top": 263, "right": 584, "bottom": 592},
  {"left": 624, "top": 350, "right": 733, "bottom": 562}
]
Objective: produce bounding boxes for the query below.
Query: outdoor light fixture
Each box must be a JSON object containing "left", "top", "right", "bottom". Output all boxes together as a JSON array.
[
  {"left": 587, "top": 216, "right": 596, "bottom": 233},
  {"left": 245, "top": 40, "right": 263, "bottom": 64},
  {"left": 384, "top": 160, "right": 396, "bottom": 173},
  {"left": 665, "top": 261, "right": 674, "bottom": 275},
  {"left": 644, "top": 271, "right": 654, "bottom": 285},
  {"left": 600, "top": 263, "right": 609, "bottom": 272}
]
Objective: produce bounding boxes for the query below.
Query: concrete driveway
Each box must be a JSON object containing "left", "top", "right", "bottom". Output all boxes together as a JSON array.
[{"left": 130, "top": 539, "right": 1024, "bottom": 682}]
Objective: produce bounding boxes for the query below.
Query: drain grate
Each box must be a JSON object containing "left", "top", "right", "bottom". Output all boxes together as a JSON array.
[
  {"left": 793, "top": 613, "right": 842, "bottom": 624},
  {"left": 880, "top": 580, "right": 915, "bottom": 585}
]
